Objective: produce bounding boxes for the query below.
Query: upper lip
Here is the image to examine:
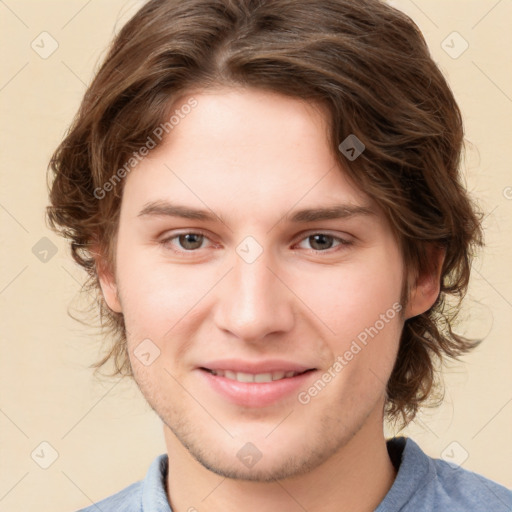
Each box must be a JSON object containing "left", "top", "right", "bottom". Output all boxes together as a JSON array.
[{"left": 199, "top": 359, "right": 316, "bottom": 374}]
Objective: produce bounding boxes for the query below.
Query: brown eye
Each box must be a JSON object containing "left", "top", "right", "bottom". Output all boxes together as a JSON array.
[
  {"left": 308, "top": 234, "right": 335, "bottom": 251},
  {"left": 296, "top": 232, "right": 352, "bottom": 252},
  {"left": 160, "top": 232, "right": 209, "bottom": 253},
  {"left": 177, "top": 233, "right": 204, "bottom": 250}
]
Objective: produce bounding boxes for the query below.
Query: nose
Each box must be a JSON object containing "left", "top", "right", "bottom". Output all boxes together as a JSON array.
[{"left": 213, "top": 246, "right": 295, "bottom": 342}]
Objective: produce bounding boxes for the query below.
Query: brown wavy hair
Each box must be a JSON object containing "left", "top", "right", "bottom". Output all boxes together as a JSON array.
[{"left": 46, "top": 0, "right": 484, "bottom": 427}]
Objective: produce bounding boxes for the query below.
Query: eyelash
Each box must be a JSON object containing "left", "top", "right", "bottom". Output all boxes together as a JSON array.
[{"left": 159, "top": 230, "right": 353, "bottom": 256}]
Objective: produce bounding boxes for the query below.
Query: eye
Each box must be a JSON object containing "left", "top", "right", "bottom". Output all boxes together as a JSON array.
[
  {"left": 295, "top": 233, "right": 352, "bottom": 252},
  {"left": 159, "top": 230, "right": 353, "bottom": 256},
  {"left": 161, "top": 232, "right": 211, "bottom": 252}
]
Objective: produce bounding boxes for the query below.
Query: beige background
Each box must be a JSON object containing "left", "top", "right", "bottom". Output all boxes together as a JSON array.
[{"left": 1, "top": 0, "right": 511, "bottom": 510}]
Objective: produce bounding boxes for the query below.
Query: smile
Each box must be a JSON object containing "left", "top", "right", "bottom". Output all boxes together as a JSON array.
[
  {"left": 203, "top": 368, "right": 309, "bottom": 382},
  {"left": 198, "top": 368, "right": 317, "bottom": 407}
]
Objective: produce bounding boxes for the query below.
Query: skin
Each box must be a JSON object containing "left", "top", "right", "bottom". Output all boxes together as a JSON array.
[{"left": 98, "top": 87, "right": 442, "bottom": 512}]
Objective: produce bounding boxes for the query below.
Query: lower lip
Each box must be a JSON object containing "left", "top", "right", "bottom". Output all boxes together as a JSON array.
[{"left": 198, "top": 368, "right": 316, "bottom": 408}]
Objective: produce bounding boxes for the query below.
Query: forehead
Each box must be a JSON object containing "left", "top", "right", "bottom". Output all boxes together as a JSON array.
[{"left": 121, "top": 87, "right": 374, "bottom": 219}]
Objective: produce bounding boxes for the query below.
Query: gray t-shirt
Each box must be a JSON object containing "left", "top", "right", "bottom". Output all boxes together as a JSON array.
[{"left": 76, "top": 437, "right": 512, "bottom": 511}]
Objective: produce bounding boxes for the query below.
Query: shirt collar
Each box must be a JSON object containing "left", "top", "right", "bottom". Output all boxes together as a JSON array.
[
  {"left": 375, "top": 437, "right": 435, "bottom": 511},
  {"left": 142, "top": 453, "right": 172, "bottom": 511}
]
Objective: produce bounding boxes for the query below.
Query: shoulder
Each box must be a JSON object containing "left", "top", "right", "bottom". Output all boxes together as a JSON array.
[
  {"left": 383, "top": 437, "right": 512, "bottom": 512},
  {"left": 75, "top": 481, "right": 143, "bottom": 512},
  {"left": 430, "top": 454, "right": 512, "bottom": 511}
]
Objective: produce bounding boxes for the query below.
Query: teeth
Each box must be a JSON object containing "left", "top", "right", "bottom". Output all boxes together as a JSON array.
[
  {"left": 255, "top": 372, "right": 274, "bottom": 382},
  {"left": 236, "top": 371, "right": 254, "bottom": 383},
  {"left": 210, "top": 369, "right": 302, "bottom": 382},
  {"left": 224, "top": 370, "right": 237, "bottom": 380}
]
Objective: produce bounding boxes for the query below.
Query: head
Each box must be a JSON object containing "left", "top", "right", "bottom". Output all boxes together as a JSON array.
[{"left": 47, "top": 0, "right": 483, "bottom": 476}]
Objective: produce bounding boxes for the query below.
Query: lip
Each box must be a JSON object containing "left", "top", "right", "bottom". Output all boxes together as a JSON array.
[
  {"left": 197, "top": 367, "right": 317, "bottom": 408},
  {"left": 199, "top": 358, "right": 315, "bottom": 374}
]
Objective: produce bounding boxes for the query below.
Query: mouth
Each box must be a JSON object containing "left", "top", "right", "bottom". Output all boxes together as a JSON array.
[
  {"left": 197, "top": 367, "right": 317, "bottom": 407},
  {"left": 200, "top": 367, "right": 315, "bottom": 383}
]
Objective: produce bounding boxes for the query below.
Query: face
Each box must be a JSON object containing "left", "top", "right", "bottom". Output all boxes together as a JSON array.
[{"left": 99, "top": 87, "right": 433, "bottom": 481}]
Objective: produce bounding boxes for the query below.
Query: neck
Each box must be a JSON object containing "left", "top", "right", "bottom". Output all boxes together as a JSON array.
[{"left": 164, "top": 406, "right": 397, "bottom": 512}]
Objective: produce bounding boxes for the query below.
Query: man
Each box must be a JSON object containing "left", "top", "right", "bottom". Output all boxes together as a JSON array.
[{"left": 47, "top": 0, "right": 512, "bottom": 510}]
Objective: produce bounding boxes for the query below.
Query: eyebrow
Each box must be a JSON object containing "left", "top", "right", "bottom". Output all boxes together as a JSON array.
[{"left": 137, "top": 200, "right": 375, "bottom": 223}]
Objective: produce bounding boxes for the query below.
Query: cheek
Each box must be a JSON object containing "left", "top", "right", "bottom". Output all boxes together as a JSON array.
[
  {"left": 296, "top": 254, "right": 403, "bottom": 338},
  {"left": 296, "top": 249, "right": 404, "bottom": 387},
  {"left": 116, "top": 247, "right": 216, "bottom": 343}
]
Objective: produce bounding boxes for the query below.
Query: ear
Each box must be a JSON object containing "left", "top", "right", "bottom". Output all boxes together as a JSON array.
[
  {"left": 403, "top": 244, "right": 445, "bottom": 320},
  {"left": 92, "top": 244, "right": 123, "bottom": 313}
]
